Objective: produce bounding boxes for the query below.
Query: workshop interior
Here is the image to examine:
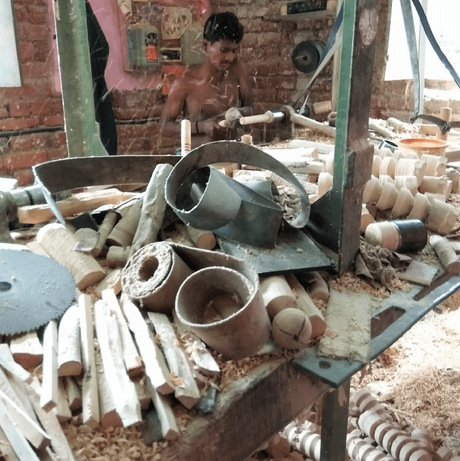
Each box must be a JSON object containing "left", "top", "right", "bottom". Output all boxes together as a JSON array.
[{"left": 1, "top": 0, "right": 460, "bottom": 460}]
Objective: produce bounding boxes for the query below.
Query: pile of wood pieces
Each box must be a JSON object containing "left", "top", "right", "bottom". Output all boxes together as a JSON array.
[{"left": 277, "top": 386, "right": 460, "bottom": 461}]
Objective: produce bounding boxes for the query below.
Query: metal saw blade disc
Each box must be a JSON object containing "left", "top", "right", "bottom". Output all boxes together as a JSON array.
[{"left": 0, "top": 249, "right": 76, "bottom": 335}]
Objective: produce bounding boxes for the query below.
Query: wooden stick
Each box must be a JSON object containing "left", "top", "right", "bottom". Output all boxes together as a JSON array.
[
  {"left": 40, "top": 320, "right": 58, "bottom": 412},
  {"left": 57, "top": 303, "right": 82, "bottom": 377},
  {"left": 148, "top": 382, "right": 180, "bottom": 440},
  {"left": 106, "top": 197, "right": 143, "bottom": 248},
  {"left": 185, "top": 224, "right": 217, "bottom": 250},
  {"left": 131, "top": 163, "right": 173, "bottom": 255},
  {"left": 102, "top": 288, "right": 143, "bottom": 377},
  {"left": 17, "top": 188, "right": 136, "bottom": 224},
  {"left": 63, "top": 377, "right": 81, "bottom": 412},
  {"left": 37, "top": 223, "right": 106, "bottom": 290},
  {"left": 120, "top": 295, "right": 174, "bottom": 395},
  {"left": 93, "top": 210, "right": 118, "bottom": 257},
  {"left": 148, "top": 312, "right": 201, "bottom": 409},
  {"left": 0, "top": 396, "right": 42, "bottom": 461},
  {"left": 25, "top": 377, "right": 76, "bottom": 461},
  {"left": 94, "top": 300, "right": 142, "bottom": 427},
  {"left": 0, "top": 389, "right": 51, "bottom": 450},
  {"left": 10, "top": 331, "right": 43, "bottom": 370},
  {"left": 54, "top": 379, "right": 72, "bottom": 423},
  {"left": 429, "top": 235, "right": 460, "bottom": 274},
  {"left": 0, "top": 425, "right": 21, "bottom": 461},
  {"left": 0, "top": 344, "right": 33, "bottom": 384},
  {"left": 78, "top": 294, "right": 100, "bottom": 428}
]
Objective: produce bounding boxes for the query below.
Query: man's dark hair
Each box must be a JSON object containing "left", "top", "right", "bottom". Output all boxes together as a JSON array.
[{"left": 203, "top": 12, "right": 244, "bottom": 44}]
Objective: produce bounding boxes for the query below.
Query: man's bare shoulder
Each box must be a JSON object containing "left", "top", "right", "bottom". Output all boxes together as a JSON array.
[{"left": 171, "top": 65, "right": 203, "bottom": 91}]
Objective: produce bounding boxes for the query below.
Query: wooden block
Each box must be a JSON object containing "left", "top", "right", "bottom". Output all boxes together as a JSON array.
[
  {"left": 57, "top": 303, "right": 82, "bottom": 377},
  {"left": 63, "top": 377, "right": 81, "bottom": 412},
  {"left": 397, "top": 260, "right": 439, "bottom": 286},
  {"left": 17, "top": 188, "right": 137, "bottom": 224},
  {"left": 0, "top": 389, "right": 51, "bottom": 450},
  {"left": 120, "top": 295, "right": 174, "bottom": 395},
  {"left": 430, "top": 235, "right": 460, "bottom": 274},
  {"left": 40, "top": 320, "right": 58, "bottom": 412},
  {"left": 94, "top": 300, "right": 141, "bottom": 427},
  {"left": 53, "top": 379, "right": 72, "bottom": 423},
  {"left": 0, "top": 344, "right": 33, "bottom": 384},
  {"left": 10, "top": 331, "right": 43, "bottom": 370},
  {"left": 78, "top": 294, "right": 100, "bottom": 428},
  {"left": 148, "top": 312, "right": 201, "bottom": 409},
  {"left": 37, "top": 223, "right": 106, "bottom": 290},
  {"left": 101, "top": 289, "right": 143, "bottom": 377}
]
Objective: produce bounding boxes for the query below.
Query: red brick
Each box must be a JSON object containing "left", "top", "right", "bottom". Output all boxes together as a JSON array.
[
  {"left": 21, "top": 62, "right": 51, "bottom": 79},
  {"left": 42, "top": 114, "right": 64, "bottom": 126},
  {"left": 25, "top": 24, "right": 50, "bottom": 41},
  {"left": 9, "top": 135, "right": 33, "bottom": 152},
  {"left": 4, "top": 151, "right": 48, "bottom": 171},
  {"left": 14, "top": 169, "right": 34, "bottom": 187},
  {"left": 12, "top": 4, "right": 27, "bottom": 22},
  {"left": 0, "top": 107, "right": 9, "bottom": 119},
  {"left": 29, "top": 5, "right": 49, "bottom": 24},
  {"left": 46, "top": 148, "right": 68, "bottom": 161},
  {"left": 19, "top": 42, "right": 35, "bottom": 61},
  {"left": 8, "top": 102, "right": 30, "bottom": 117},
  {"left": 0, "top": 117, "right": 39, "bottom": 131},
  {"left": 30, "top": 99, "right": 53, "bottom": 116}
]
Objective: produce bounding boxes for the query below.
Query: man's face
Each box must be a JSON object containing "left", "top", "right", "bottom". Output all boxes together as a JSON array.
[{"left": 204, "top": 39, "right": 240, "bottom": 71}]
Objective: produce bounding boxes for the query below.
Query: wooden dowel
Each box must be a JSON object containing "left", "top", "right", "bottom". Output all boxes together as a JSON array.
[
  {"left": 40, "top": 320, "right": 58, "bottom": 412},
  {"left": 57, "top": 303, "right": 82, "bottom": 377}
]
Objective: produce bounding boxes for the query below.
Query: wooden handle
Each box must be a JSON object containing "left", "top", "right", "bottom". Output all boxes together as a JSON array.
[{"left": 239, "top": 112, "right": 274, "bottom": 125}]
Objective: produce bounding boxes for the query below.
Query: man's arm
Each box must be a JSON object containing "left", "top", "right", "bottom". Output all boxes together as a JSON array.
[
  {"left": 236, "top": 59, "right": 253, "bottom": 109},
  {"left": 158, "top": 79, "right": 187, "bottom": 137}
]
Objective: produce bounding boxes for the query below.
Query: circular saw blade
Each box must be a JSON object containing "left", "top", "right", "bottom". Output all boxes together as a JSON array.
[{"left": 0, "top": 248, "right": 76, "bottom": 335}]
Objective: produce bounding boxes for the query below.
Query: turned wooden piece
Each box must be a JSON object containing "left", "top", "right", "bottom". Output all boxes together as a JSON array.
[
  {"left": 399, "top": 442, "right": 421, "bottom": 461},
  {"left": 419, "top": 176, "right": 452, "bottom": 198},
  {"left": 358, "top": 410, "right": 384, "bottom": 438},
  {"left": 420, "top": 154, "right": 447, "bottom": 176},
  {"left": 374, "top": 422, "right": 394, "bottom": 446},
  {"left": 305, "top": 271, "right": 330, "bottom": 302},
  {"left": 434, "top": 446, "right": 454, "bottom": 461},
  {"left": 409, "top": 449, "right": 433, "bottom": 461},
  {"left": 259, "top": 275, "right": 298, "bottom": 318},
  {"left": 94, "top": 210, "right": 118, "bottom": 257},
  {"left": 429, "top": 235, "right": 460, "bottom": 274},
  {"left": 363, "top": 177, "right": 383, "bottom": 204},
  {"left": 391, "top": 187, "right": 414, "bottom": 218},
  {"left": 411, "top": 428, "right": 434, "bottom": 454},
  {"left": 395, "top": 159, "right": 427, "bottom": 186},
  {"left": 284, "top": 273, "right": 327, "bottom": 339},
  {"left": 373, "top": 156, "right": 382, "bottom": 177},
  {"left": 365, "top": 221, "right": 400, "bottom": 251},
  {"left": 185, "top": 224, "right": 217, "bottom": 249},
  {"left": 379, "top": 156, "right": 397, "bottom": 178},
  {"left": 36, "top": 223, "right": 106, "bottom": 290},
  {"left": 407, "top": 193, "right": 430, "bottom": 221},
  {"left": 106, "top": 245, "right": 131, "bottom": 268},
  {"left": 394, "top": 175, "right": 418, "bottom": 195},
  {"left": 318, "top": 172, "right": 333, "bottom": 197},
  {"left": 131, "top": 164, "right": 173, "bottom": 255},
  {"left": 361, "top": 205, "right": 375, "bottom": 233},
  {"left": 381, "top": 428, "right": 401, "bottom": 453},
  {"left": 376, "top": 182, "right": 399, "bottom": 210}
]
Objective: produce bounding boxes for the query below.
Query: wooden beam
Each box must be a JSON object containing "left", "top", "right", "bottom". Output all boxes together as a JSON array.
[
  {"left": 120, "top": 295, "right": 174, "bottom": 395},
  {"left": 148, "top": 313, "right": 201, "bottom": 410},
  {"left": 40, "top": 320, "right": 58, "bottom": 412},
  {"left": 78, "top": 294, "right": 100, "bottom": 428},
  {"left": 94, "top": 300, "right": 141, "bottom": 427}
]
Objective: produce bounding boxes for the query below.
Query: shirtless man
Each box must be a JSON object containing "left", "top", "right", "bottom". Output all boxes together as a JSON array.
[{"left": 159, "top": 12, "right": 253, "bottom": 148}]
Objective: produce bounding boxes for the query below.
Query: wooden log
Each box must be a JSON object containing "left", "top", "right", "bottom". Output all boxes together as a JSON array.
[
  {"left": 101, "top": 288, "right": 143, "bottom": 377},
  {"left": 106, "top": 197, "right": 143, "bottom": 248},
  {"left": 0, "top": 396, "right": 41, "bottom": 461},
  {"left": 429, "top": 235, "right": 460, "bottom": 274},
  {"left": 25, "top": 377, "right": 76, "bottom": 461},
  {"left": 131, "top": 163, "right": 173, "bottom": 255},
  {"left": 148, "top": 312, "right": 201, "bottom": 409},
  {"left": 36, "top": 223, "right": 106, "bottom": 290},
  {"left": 185, "top": 224, "right": 217, "bottom": 250},
  {"left": 120, "top": 295, "right": 174, "bottom": 395},
  {"left": 40, "top": 320, "right": 58, "bottom": 412},
  {"left": 17, "top": 188, "right": 137, "bottom": 224},
  {"left": 0, "top": 389, "right": 51, "bottom": 450},
  {"left": 78, "top": 294, "right": 100, "bottom": 428},
  {"left": 284, "top": 273, "right": 327, "bottom": 339},
  {"left": 10, "top": 331, "right": 43, "bottom": 370},
  {"left": 93, "top": 210, "right": 118, "bottom": 257},
  {"left": 94, "top": 345, "right": 123, "bottom": 428},
  {"left": 94, "top": 300, "right": 142, "bottom": 427},
  {"left": 57, "top": 303, "right": 82, "bottom": 377}
]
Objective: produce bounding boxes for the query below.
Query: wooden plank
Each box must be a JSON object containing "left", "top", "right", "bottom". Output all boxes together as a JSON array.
[
  {"left": 25, "top": 378, "right": 76, "bottom": 461},
  {"left": 101, "top": 289, "right": 143, "bottom": 377},
  {"left": 94, "top": 300, "right": 141, "bottom": 427},
  {"left": 58, "top": 303, "right": 82, "bottom": 377},
  {"left": 10, "top": 331, "right": 43, "bottom": 370},
  {"left": 17, "top": 188, "right": 137, "bottom": 224},
  {"left": 0, "top": 389, "right": 51, "bottom": 450},
  {"left": 78, "top": 294, "right": 100, "bottom": 428},
  {"left": 0, "top": 425, "right": 20, "bottom": 461},
  {"left": 161, "top": 359, "right": 330, "bottom": 461},
  {"left": 0, "top": 344, "right": 33, "bottom": 384},
  {"left": 120, "top": 295, "right": 174, "bottom": 395},
  {"left": 40, "top": 320, "right": 58, "bottom": 412},
  {"left": 148, "top": 312, "right": 201, "bottom": 409},
  {"left": 0, "top": 396, "right": 41, "bottom": 461}
]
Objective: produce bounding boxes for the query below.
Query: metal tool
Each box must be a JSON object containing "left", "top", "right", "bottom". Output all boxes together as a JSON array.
[{"left": 0, "top": 248, "right": 76, "bottom": 335}]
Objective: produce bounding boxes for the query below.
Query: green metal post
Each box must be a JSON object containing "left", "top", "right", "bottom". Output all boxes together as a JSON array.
[
  {"left": 305, "top": 0, "right": 380, "bottom": 274},
  {"left": 53, "top": 0, "right": 108, "bottom": 157}
]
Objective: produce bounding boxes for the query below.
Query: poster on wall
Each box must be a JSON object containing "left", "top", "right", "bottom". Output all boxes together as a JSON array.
[
  {"left": 0, "top": 0, "right": 22, "bottom": 87},
  {"left": 161, "top": 7, "right": 192, "bottom": 40}
]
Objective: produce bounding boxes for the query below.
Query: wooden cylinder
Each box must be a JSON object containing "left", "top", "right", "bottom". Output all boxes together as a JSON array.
[
  {"left": 391, "top": 187, "right": 415, "bottom": 218},
  {"left": 425, "top": 199, "right": 460, "bottom": 234},
  {"left": 94, "top": 210, "right": 118, "bottom": 257},
  {"left": 429, "top": 235, "right": 460, "bottom": 274},
  {"left": 185, "top": 224, "right": 217, "bottom": 250},
  {"left": 259, "top": 275, "right": 298, "bottom": 318},
  {"left": 437, "top": 107, "right": 452, "bottom": 141},
  {"left": 107, "top": 198, "right": 143, "bottom": 248}
]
